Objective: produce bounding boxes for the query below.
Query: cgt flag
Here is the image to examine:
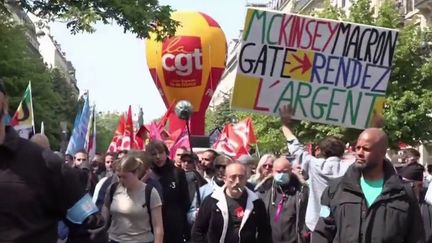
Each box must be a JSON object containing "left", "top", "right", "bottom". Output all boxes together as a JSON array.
[
  {"left": 11, "top": 82, "right": 34, "bottom": 139},
  {"left": 212, "top": 117, "right": 257, "bottom": 159}
]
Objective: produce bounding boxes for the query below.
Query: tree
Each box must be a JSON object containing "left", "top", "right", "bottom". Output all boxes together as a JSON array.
[
  {"left": 348, "top": 0, "right": 374, "bottom": 25},
  {"left": 0, "top": 8, "right": 80, "bottom": 149},
  {"left": 206, "top": 96, "right": 287, "bottom": 154},
  {"left": 206, "top": 96, "right": 237, "bottom": 131},
  {"left": 1, "top": 0, "right": 178, "bottom": 40},
  {"left": 95, "top": 112, "right": 121, "bottom": 153},
  {"left": 314, "top": 0, "right": 346, "bottom": 20}
]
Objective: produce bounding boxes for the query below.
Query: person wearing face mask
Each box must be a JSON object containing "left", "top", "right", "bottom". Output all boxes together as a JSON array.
[
  {"left": 279, "top": 105, "right": 348, "bottom": 235},
  {"left": 256, "top": 156, "right": 309, "bottom": 243}
]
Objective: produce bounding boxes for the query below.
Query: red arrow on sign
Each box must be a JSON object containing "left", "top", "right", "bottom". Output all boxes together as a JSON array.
[{"left": 289, "top": 53, "right": 312, "bottom": 74}]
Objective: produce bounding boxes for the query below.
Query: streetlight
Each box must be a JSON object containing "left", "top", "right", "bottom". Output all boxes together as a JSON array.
[{"left": 175, "top": 100, "right": 194, "bottom": 153}]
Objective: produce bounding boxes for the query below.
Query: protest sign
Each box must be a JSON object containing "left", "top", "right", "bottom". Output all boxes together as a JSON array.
[{"left": 231, "top": 8, "right": 398, "bottom": 129}]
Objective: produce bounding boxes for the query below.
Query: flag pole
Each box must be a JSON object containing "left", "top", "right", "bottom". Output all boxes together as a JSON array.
[
  {"left": 255, "top": 143, "right": 261, "bottom": 158},
  {"left": 28, "top": 81, "right": 35, "bottom": 135},
  {"left": 186, "top": 120, "right": 193, "bottom": 154}
]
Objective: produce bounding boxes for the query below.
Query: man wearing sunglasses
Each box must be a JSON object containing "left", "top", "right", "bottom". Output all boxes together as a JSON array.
[
  {"left": 188, "top": 154, "right": 232, "bottom": 225},
  {"left": 181, "top": 153, "right": 207, "bottom": 203}
]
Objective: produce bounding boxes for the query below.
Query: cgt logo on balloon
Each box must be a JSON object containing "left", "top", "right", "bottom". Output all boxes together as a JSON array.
[
  {"left": 145, "top": 11, "right": 227, "bottom": 135},
  {"left": 161, "top": 36, "right": 203, "bottom": 87}
]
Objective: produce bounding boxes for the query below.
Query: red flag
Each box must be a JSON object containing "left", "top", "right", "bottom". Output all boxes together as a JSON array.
[
  {"left": 107, "top": 106, "right": 142, "bottom": 152},
  {"left": 169, "top": 128, "right": 190, "bottom": 159},
  {"left": 158, "top": 101, "right": 186, "bottom": 135},
  {"left": 212, "top": 124, "right": 249, "bottom": 159},
  {"left": 135, "top": 125, "right": 148, "bottom": 149},
  {"left": 149, "top": 122, "right": 163, "bottom": 141},
  {"left": 119, "top": 105, "right": 134, "bottom": 150},
  {"left": 232, "top": 117, "right": 257, "bottom": 147},
  {"left": 107, "top": 115, "right": 125, "bottom": 153}
]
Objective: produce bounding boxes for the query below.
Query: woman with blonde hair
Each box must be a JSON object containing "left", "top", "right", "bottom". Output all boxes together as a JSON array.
[
  {"left": 103, "top": 155, "right": 164, "bottom": 243},
  {"left": 248, "top": 154, "right": 276, "bottom": 188}
]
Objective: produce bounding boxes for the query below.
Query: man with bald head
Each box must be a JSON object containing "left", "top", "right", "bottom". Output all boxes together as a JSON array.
[
  {"left": 30, "top": 133, "right": 50, "bottom": 149},
  {"left": 256, "top": 156, "right": 308, "bottom": 243},
  {"left": 312, "top": 128, "right": 424, "bottom": 243},
  {"left": 192, "top": 162, "right": 272, "bottom": 243}
]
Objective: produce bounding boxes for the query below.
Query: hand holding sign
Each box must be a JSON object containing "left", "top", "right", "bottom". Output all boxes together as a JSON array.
[
  {"left": 279, "top": 105, "right": 297, "bottom": 141},
  {"left": 279, "top": 105, "right": 293, "bottom": 127},
  {"left": 370, "top": 111, "right": 384, "bottom": 128}
]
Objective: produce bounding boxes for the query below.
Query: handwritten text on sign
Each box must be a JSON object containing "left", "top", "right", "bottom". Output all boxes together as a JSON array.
[{"left": 231, "top": 8, "right": 398, "bottom": 129}]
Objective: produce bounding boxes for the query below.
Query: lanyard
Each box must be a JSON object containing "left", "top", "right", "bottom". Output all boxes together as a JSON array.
[{"left": 273, "top": 186, "right": 288, "bottom": 222}]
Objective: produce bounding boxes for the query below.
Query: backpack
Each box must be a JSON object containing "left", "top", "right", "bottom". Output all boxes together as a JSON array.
[{"left": 108, "top": 182, "right": 154, "bottom": 232}]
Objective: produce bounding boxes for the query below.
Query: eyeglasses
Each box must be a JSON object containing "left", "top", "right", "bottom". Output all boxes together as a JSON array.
[
  {"left": 263, "top": 164, "right": 273, "bottom": 169},
  {"left": 75, "top": 158, "right": 86, "bottom": 161}
]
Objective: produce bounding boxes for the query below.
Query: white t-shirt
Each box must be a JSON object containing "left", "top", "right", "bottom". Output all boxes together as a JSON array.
[{"left": 109, "top": 182, "right": 162, "bottom": 242}]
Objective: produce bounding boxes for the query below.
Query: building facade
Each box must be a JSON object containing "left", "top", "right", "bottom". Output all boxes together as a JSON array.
[
  {"left": 4, "top": 1, "right": 79, "bottom": 97},
  {"left": 31, "top": 18, "right": 79, "bottom": 96},
  {"left": 4, "top": 1, "right": 39, "bottom": 55}
]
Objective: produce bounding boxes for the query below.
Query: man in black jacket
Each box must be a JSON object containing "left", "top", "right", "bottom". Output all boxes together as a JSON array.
[
  {"left": 398, "top": 159, "right": 432, "bottom": 243},
  {"left": 192, "top": 162, "right": 272, "bottom": 243},
  {"left": 146, "top": 140, "right": 190, "bottom": 243},
  {"left": 0, "top": 83, "right": 106, "bottom": 243},
  {"left": 312, "top": 128, "right": 424, "bottom": 243}
]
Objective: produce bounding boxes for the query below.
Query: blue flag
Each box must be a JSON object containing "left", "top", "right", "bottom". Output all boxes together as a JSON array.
[{"left": 66, "top": 94, "right": 91, "bottom": 155}]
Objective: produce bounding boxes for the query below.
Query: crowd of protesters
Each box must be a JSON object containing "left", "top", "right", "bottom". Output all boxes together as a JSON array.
[{"left": 2, "top": 77, "right": 432, "bottom": 243}]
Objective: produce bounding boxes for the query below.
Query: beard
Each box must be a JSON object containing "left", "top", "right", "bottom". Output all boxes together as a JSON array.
[
  {"left": 354, "top": 160, "right": 380, "bottom": 173},
  {"left": 204, "top": 166, "right": 216, "bottom": 175}
]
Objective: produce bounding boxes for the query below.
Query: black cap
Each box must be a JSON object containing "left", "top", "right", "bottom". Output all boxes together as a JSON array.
[
  {"left": 180, "top": 153, "right": 198, "bottom": 163},
  {"left": 399, "top": 163, "right": 424, "bottom": 181}
]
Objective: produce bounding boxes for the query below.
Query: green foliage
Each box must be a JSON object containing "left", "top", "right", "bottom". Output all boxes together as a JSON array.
[
  {"left": 206, "top": 97, "right": 287, "bottom": 154},
  {"left": 375, "top": 0, "right": 402, "bottom": 28},
  {"left": 95, "top": 112, "right": 121, "bottom": 153},
  {"left": 314, "top": 0, "right": 346, "bottom": 20},
  {"left": 0, "top": 9, "right": 79, "bottom": 150},
  {"left": 13, "top": 0, "right": 178, "bottom": 40},
  {"left": 348, "top": 0, "right": 374, "bottom": 25},
  {"left": 206, "top": 97, "right": 237, "bottom": 131},
  {"left": 245, "top": 113, "right": 286, "bottom": 154}
]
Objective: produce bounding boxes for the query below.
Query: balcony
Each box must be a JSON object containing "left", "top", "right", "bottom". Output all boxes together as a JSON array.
[
  {"left": 292, "top": 0, "right": 314, "bottom": 13},
  {"left": 415, "top": 0, "right": 432, "bottom": 17}
]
